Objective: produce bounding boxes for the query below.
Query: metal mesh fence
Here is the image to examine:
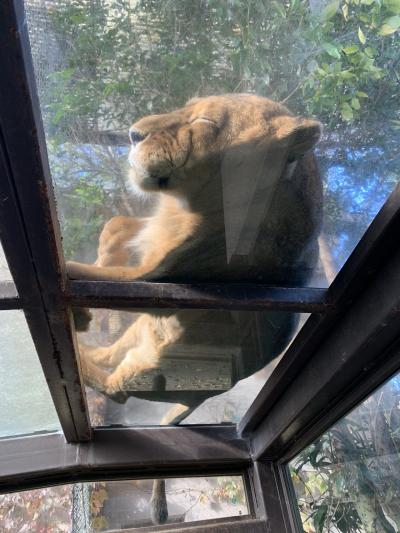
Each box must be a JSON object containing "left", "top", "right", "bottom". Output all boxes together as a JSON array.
[{"left": 72, "top": 483, "right": 91, "bottom": 533}]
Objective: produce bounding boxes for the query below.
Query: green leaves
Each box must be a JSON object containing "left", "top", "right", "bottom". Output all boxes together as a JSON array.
[
  {"left": 322, "top": 42, "right": 341, "bottom": 58},
  {"left": 342, "top": 44, "right": 359, "bottom": 54},
  {"left": 351, "top": 97, "right": 361, "bottom": 110},
  {"left": 383, "top": 0, "right": 400, "bottom": 14},
  {"left": 358, "top": 27, "right": 367, "bottom": 44},
  {"left": 272, "top": 0, "right": 286, "bottom": 18},
  {"left": 45, "top": 0, "right": 399, "bottom": 141},
  {"left": 364, "top": 46, "right": 376, "bottom": 57},
  {"left": 313, "top": 505, "right": 328, "bottom": 533},
  {"left": 379, "top": 15, "right": 400, "bottom": 34},
  {"left": 321, "top": 0, "right": 340, "bottom": 21},
  {"left": 340, "top": 102, "right": 354, "bottom": 121}
]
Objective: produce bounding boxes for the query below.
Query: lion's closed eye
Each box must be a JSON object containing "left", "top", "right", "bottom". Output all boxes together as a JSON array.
[{"left": 190, "top": 117, "right": 217, "bottom": 126}]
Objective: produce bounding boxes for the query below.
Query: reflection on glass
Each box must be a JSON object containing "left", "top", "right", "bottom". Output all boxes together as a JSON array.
[
  {"left": 76, "top": 308, "right": 304, "bottom": 426},
  {"left": 289, "top": 373, "right": 400, "bottom": 533},
  {"left": 0, "top": 476, "right": 248, "bottom": 531},
  {"left": 0, "top": 310, "right": 60, "bottom": 438},
  {"left": 25, "top": 0, "right": 400, "bottom": 287},
  {"left": 0, "top": 241, "right": 13, "bottom": 283}
]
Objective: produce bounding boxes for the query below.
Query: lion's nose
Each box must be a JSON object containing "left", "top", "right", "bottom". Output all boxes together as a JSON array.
[{"left": 129, "top": 128, "right": 146, "bottom": 145}]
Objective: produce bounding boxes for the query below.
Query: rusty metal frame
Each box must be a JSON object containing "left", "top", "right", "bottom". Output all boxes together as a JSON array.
[
  {"left": 0, "top": 0, "right": 90, "bottom": 442},
  {"left": 1, "top": 0, "right": 400, "bottom": 531}
]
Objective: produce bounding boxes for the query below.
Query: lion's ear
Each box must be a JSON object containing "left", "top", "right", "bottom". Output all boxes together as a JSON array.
[{"left": 270, "top": 116, "right": 322, "bottom": 160}]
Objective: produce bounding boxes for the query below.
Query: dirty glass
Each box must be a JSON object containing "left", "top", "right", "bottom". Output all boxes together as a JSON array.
[
  {"left": 24, "top": 0, "right": 400, "bottom": 288},
  {"left": 0, "top": 241, "right": 13, "bottom": 284},
  {"left": 289, "top": 372, "right": 400, "bottom": 533},
  {"left": 75, "top": 307, "right": 305, "bottom": 426},
  {"left": 0, "top": 310, "right": 60, "bottom": 438},
  {"left": 0, "top": 475, "right": 248, "bottom": 531}
]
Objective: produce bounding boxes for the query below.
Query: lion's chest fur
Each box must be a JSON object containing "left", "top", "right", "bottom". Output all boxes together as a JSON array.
[{"left": 128, "top": 154, "right": 322, "bottom": 284}]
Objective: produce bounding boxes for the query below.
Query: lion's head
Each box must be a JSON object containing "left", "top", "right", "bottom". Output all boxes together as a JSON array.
[{"left": 128, "top": 94, "right": 321, "bottom": 199}]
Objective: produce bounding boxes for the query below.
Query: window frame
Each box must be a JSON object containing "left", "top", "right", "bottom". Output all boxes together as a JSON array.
[{"left": 0, "top": 0, "right": 399, "bottom": 531}]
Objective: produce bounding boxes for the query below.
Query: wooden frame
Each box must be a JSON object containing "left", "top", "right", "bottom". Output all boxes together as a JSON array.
[{"left": 0, "top": 0, "right": 400, "bottom": 531}]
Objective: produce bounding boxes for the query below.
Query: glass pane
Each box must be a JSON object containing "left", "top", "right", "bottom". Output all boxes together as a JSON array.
[
  {"left": 24, "top": 0, "right": 400, "bottom": 288},
  {"left": 0, "top": 310, "right": 60, "bottom": 438},
  {"left": 0, "top": 475, "right": 248, "bottom": 531},
  {"left": 289, "top": 372, "right": 400, "bottom": 533},
  {"left": 75, "top": 307, "right": 304, "bottom": 426},
  {"left": 0, "top": 241, "right": 13, "bottom": 283}
]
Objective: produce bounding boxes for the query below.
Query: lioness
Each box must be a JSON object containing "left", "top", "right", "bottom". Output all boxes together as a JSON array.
[
  {"left": 68, "top": 93, "right": 322, "bottom": 283},
  {"left": 72, "top": 94, "right": 322, "bottom": 400}
]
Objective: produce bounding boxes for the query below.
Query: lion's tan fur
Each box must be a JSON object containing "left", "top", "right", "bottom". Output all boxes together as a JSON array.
[
  {"left": 72, "top": 94, "right": 322, "bottom": 396},
  {"left": 68, "top": 94, "right": 321, "bottom": 282}
]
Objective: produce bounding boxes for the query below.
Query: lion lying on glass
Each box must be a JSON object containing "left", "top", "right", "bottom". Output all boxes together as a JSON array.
[{"left": 69, "top": 94, "right": 322, "bottom": 406}]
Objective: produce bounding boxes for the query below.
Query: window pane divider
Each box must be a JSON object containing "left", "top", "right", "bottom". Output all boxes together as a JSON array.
[
  {"left": 249, "top": 244, "right": 400, "bottom": 460},
  {"left": 109, "top": 517, "right": 267, "bottom": 532},
  {"left": 67, "top": 280, "right": 331, "bottom": 313},
  {"left": 0, "top": 426, "right": 250, "bottom": 492},
  {"left": 239, "top": 183, "right": 400, "bottom": 437},
  {"left": 1, "top": 2, "right": 400, "bottom": 530},
  {"left": 0, "top": 0, "right": 91, "bottom": 442}
]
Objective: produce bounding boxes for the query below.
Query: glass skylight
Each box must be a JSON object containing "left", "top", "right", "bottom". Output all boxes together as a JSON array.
[
  {"left": 0, "top": 310, "right": 61, "bottom": 438},
  {"left": 77, "top": 307, "right": 305, "bottom": 426},
  {"left": 24, "top": 0, "right": 400, "bottom": 288}
]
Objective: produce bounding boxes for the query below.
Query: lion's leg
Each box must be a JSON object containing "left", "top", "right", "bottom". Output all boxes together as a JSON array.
[
  {"left": 79, "top": 343, "right": 125, "bottom": 368},
  {"left": 105, "top": 345, "right": 158, "bottom": 394},
  {"left": 80, "top": 355, "right": 109, "bottom": 392},
  {"left": 160, "top": 403, "right": 190, "bottom": 425},
  {"left": 79, "top": 314, "right": 150, "bottom": 368},
  {"left": 67, "top": 214, "right": 154, "bottom": 280},
  {"left": 73, "top": 215, "right": 145, "bottom": 334},
  {"left": 105, "top": 315, "right": 183, "bottom": 394},
  {"left": 67, "top": 251, "right": 164, "bottom": 281},
  {"left": 150, "top": 479, "right": 168, "bottom": 525},
  {"left": 96, "top": 215, "right": 145, "bottom": 267},
  {"left": 67, "top": 196, "right": 199, "bottom": 281},
  {"left": 150, "top": 403, "right": 190, "bottom": 525}
]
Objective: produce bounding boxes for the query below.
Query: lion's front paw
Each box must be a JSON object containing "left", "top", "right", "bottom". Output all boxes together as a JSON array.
[
  {"left": 162, "top": 315, "right": 184, "bottom": 344},
  {"left": 106, "top": 371, "right": 127, "bottom": 395},
  {"left": 108, "top": 390, "right": 129, "bottom": 404}
]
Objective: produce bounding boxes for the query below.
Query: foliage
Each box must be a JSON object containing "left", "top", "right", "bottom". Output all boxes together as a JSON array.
[
  {"left": 0, "top": 477, "right": 247, "bottom": 531},
  {"left": 214, "top": 476, "right": 246, "bottom": 507},
  {"left": 14, "top": 2, "right": 400, "bottom": 530},
  {"left": 25, "top": 0, "right": 400, "bottom": 266},
  {"left": 0, "top": 485, "right": 72, "bottom": 532},
  {"left": 300, "top": 0, "right": 399, "bottom": 123},
  {"left": 46, "top": 140, "right": 129, "bottom": 259},
  {"left": 45, "top": 0, "right": 399, "bottom": 132},
  {"left": 90, "top": 482, "right": 109, "bottom": 531},
  {"left": 290, "top": 376, "right": 400, "bottom": 532}
]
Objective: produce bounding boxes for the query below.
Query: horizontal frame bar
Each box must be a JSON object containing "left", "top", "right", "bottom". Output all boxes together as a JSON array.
[
  {"left": 0, "top": 426, "right": 250, "bottom": 493},
  {"left": 0, "top": 281, "right": 20, "bottom": 309},
  {"left": 67, "top": 281, "right": 330, "bottom": 313},
  {"left": 114, "top": 517, "right": 268, "bottom": 533}
]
